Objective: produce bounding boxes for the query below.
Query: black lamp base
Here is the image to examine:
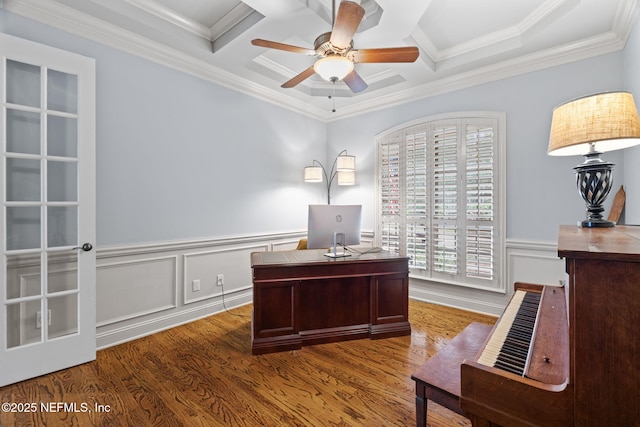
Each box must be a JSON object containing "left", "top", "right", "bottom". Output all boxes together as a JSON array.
[
  {"left": 581, "top": 218, "right": 615, "bottom": 228},
  {"left": 574, "top": 151, "right": 615, "bottom": 229}
]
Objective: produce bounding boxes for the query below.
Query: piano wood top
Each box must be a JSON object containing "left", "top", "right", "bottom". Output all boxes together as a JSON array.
[{"left": 558, "top": 225, "right": 640, "bottom": 262}]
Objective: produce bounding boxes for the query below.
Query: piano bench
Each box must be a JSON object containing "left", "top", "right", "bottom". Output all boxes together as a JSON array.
[{"left": 411, "top": 322, "right": 493, "bottom": 427}]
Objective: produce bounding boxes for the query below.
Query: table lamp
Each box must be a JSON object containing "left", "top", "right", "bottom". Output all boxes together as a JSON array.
[{"left": 548, "top": 91, "right": 640, "bottom": 227}]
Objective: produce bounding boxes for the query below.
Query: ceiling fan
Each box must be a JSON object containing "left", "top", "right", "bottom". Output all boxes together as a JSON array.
[{"left": 251, "top": 0, "right": 419, "bottom": 93}]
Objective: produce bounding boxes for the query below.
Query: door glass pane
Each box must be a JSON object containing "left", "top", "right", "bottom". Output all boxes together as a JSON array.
[
  {"left": 6, "top": 300, "right": 42, "bottom": 349},
  {"left": 6, "top": 253, "right": 42, "bottom": 300},
  {"left": 47, "top": 115, "right": 77, "bottom": 157},
  {"left": 48, "top": 254, "right": 78, "bottom": 293},
  {"left": 47, "top": 161, "right": 77, "bottom": 202},
  {"left": 6, "top": 207, "right": 41, "bottom": 251},
  {"left": 48, "top": 294, "right": 78, "bottom": 340},
  {"left": 6, "top": 158, "right": 41, "bottom": 201},
  {"left": 47, "top": 69, "right": 77, "bottom": 114},
  {"left": 6, "top": 60, "right": 41, "bottom": 108},
  {"left": 48, "top": 206, "right": 77, "bottom": 248},
  {"left": 6, "top": 109, "right": 41, "bottom": 154}
]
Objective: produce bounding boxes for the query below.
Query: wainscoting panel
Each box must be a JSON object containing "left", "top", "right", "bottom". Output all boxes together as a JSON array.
[
  {"left": 94, "top": 233, "right": 558, "bottom": 348},
  {"left": 183, "top": 244, "right": 268, "bottom": 304},
  {"left": 95, "top": 232, "right": 304, "bottom": 349},
  {"left": 506, "top": 240, "right": 567, "bottom": 288},
  {"left": 96, "top": 256, "right": 178, "bottom": 326}
]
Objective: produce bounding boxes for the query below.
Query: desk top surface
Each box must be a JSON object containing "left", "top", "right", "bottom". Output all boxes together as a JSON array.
[{"left": 251, "top": 249, "right": 408, "bottom": 268}]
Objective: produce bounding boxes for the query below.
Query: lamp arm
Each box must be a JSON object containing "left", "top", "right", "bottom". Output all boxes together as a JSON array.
[
  {"left": 309, "top": 150, "right": 350, "bottom": 205},
  {"left": 326, "top": 150, "right": 348, "bottom": 204},
  {"left": 311, "top": 159, "right": 333, "bottom": 204}
]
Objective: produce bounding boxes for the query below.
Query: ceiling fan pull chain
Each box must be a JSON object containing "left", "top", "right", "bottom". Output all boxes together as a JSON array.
[{"left": 331, "top": 78, "right": 337, "bottom": 112}]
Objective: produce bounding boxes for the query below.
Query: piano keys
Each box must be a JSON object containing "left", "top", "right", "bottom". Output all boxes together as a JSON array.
[
  {"left": 460, "top": 283, "right": 573, "bottom": 427},
  {"left": 476, "top": 290, "right": 541, "bottom": 376},
  {"left": 456, "top": 226, "right": 640, "bottom": 427}
]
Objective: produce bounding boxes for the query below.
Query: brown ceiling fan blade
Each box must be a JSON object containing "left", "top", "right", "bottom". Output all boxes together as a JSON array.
[
  {"left": 330, "top": 1, "right": 365, "bottom": 50},
  {"left": 343, "top": 70, "right": 368, "bottom": 93},
  {"left": 350, "top": 47, "right": 420, "bottom": 63},
  {"left": 281, "top": 66, "right": 316, "bottom": 88},
  {"left": 251, "top": 39, "right": 316, "bottom": 56}
]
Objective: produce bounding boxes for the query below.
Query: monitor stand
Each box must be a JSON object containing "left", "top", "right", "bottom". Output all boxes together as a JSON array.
[{"left": 324, "top": 232, "right": 351, "bottom": 258}]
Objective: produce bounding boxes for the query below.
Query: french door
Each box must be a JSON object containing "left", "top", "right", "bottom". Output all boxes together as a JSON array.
[{"left": 1, "top": 33, "right": 96, "bottom": 386}]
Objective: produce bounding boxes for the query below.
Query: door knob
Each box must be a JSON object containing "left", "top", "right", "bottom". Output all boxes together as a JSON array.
[{"left": 73, "top": 243, "right": 93, "bottom": 252}]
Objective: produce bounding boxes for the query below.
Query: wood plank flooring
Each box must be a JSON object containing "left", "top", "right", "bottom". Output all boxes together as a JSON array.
[{"left": 0, "top": 300, "right": 495, "bottom": 427}]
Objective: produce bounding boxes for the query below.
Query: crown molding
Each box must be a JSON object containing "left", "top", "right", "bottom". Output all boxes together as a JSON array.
[
  {"left": 2, "top": 0, "right": 635, "bottom": 123},
  {"left": 209, "top": 3, "right": 255, "bottom": 41},
  {"left": 120, "top": 0, "right": 211, "bottom": 40},
  {"left": 1, "top": 0, "right": 329, "bottom": 120},
  {"left": 327, "top": 31, "right": 627, "bottom": 122}
]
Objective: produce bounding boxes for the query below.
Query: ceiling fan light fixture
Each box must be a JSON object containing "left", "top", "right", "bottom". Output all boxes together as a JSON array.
[{"left": 313, "top": 56, "right": 354, "bottom": 81}]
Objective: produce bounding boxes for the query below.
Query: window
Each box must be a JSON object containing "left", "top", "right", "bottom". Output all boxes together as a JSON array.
[{"left": 376, "top": 112, "right": 505, "bottom": 290}]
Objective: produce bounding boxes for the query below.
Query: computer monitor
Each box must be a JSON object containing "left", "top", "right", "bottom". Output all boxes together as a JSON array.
[{"left": 307, "top": 204, "right": 362, "bottom": 257}]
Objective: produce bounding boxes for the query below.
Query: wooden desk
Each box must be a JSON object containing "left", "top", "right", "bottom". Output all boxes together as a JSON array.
[{"left": 250, "top": 249, "right": 410, "bottom": 355}]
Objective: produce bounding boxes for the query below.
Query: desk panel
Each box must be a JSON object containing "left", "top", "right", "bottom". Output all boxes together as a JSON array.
[{"left": 251, "top": 250, "right": 410, "bottom": 354}]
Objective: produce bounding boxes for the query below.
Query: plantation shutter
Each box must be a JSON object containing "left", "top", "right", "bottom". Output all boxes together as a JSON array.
[
  {"left": 404, "top": 125, "right": 428, "bottom": 270},
  {"left": 376, "top": 113, "right": 502, "bottom": 289},
  {"left": 431, "top": 123, "right": 459, "bottom": 276},
  {"left": 465, "top": 122, "right": 496, "bottom": 280},
  {"left": 378, "top": 132, "right": 402, "bottom": 254}
]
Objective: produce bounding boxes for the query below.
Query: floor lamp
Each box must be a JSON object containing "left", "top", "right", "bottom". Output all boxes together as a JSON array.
[{"left": 303, "top": 150, "right": 356, "bottom": 204}]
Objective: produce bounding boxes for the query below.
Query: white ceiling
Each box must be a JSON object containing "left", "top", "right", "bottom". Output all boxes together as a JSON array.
[{"left": 3, "top": 0, "right": 639, "bottom": 120}]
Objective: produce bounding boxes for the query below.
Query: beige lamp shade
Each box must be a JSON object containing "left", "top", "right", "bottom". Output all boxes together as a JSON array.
[
  {"left": 337, "top": 170, "right": 355, "bottom": 185},
  {"left": 304, "top": 166, "right": 323, "bottom": 182},
  {"left": 548, "top": 91, "right": 640, "bottom": 156},
  {"left": 336, "top": 154, "right": 355, "bottom": 171},
  {"left": 313, "top": 56, "right": 354, "bottom": 81}
]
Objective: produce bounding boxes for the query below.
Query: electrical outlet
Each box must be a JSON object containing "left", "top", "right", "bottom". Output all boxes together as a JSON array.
[
  {"left": 216, "top": 274, "right": 224, "bottom": 287},
  {"left": 36, "top": 310, "right": 52, "bottom": 329},
  {"left": 192, "top": 279, "right": 201, "bottom": 292}
]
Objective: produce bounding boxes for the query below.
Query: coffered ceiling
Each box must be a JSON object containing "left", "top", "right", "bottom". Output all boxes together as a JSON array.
[{"left": 3, "top": 0, "right": 639, "bottom": 120}]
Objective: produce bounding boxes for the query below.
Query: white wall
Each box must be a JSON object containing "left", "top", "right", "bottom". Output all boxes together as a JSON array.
[{"left": 623, "top": 12, "right": 640, "bottom": 225}]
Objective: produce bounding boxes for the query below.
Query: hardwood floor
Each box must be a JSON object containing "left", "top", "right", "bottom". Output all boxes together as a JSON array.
[{"left": 1, "top": 300, "right": 495, "bottom": 427}]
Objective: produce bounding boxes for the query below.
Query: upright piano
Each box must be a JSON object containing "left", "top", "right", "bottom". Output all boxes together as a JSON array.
[{"left": 460, "top": 225, "right": 640, "bottom": 426}]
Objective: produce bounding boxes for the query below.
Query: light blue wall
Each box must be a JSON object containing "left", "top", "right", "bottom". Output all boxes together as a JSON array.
[
  {"left": 623, "top": 12, "right": 640, "bottom": 225},
  {"left": 329, "top": 52, "right": 625, "bottom": 242},
  {"left": 2, "top": 8, "right": 636, "bottom": 245},
  {"left": 0, "top": 9, "right": 327, "bottom": 246}
]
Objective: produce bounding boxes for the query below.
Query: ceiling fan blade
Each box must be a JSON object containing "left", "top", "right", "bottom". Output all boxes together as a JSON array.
[
  {"left": 350, "top": 47, "right": 420, "bottom": 63},
  {"left": 281, "top": 66, "right": 316, "bottom": 88},
  {"left": 251, "top": 39, "right": 316, "bottom": 56},
  {"left": 343, "top": 70, "right": 368, "bottom": 93},
  {"left": 330, "top": 1, "right": 365, "bottom": 50}
]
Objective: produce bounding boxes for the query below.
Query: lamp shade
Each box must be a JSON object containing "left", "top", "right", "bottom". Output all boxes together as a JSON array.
[
  {"left": 304, "top": 166, "right": 323, "bottom": 182},
  {"left": 337, "top": 171, "right": 355, "bottom": 186},
  {"left": 313, "top": 56, "right": 354, "bottom": 81},
  {"left": 548, "top": 91, "right": 640, "bottom": 156},
  {"left": 336, "top": 154, "right": 355, "bottom": 171}
]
